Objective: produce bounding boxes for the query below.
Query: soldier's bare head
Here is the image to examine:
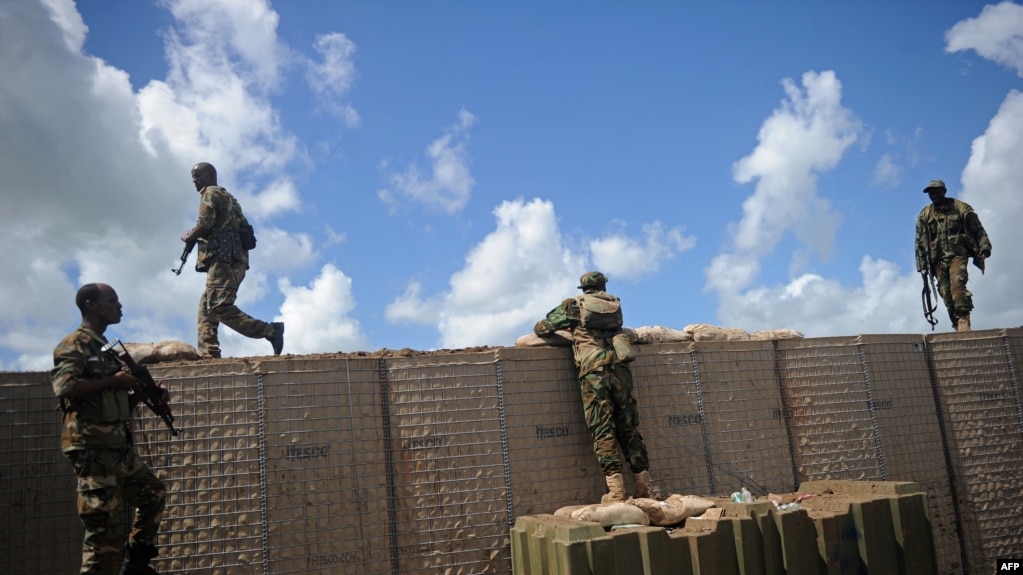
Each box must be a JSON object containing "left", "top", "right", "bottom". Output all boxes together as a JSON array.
[
  {"left": 191, "top": 162, "right": 218, "bottom": 191},
  {"left": 76, "top": 283, "right": 123, "bottom": 328}
]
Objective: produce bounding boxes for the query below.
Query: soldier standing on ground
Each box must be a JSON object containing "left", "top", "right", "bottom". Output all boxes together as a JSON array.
[
  {"left": 915, "top": 179, "right": 992, "bottom": 332},
  {"left": 181, "top": 162, "right": 284, "bottom": 357},
  {"left": 51, "top": 283, "right": 168, "bottom": 575},
  {"left": 534, "top": 271, "right": 661, "bottom": 502}
]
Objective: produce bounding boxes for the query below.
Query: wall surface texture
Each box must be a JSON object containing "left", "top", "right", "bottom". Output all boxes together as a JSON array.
[{"left": 2, "top": 329, "right": 1022, "bottom": 574}]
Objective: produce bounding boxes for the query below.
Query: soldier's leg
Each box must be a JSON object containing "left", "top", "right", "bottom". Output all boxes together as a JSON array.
[
  {"left": 936, "top": 261, "right": 957, "bottom": 326},
  {"left": 580, "top": 369, "right": 623, "bottom": 475},
  {"left": 197, "top": 286, "right": 221, "bottom": 358},
  {"left": 607, "top": 364, "right": 650, "bottom": 473},
  {"left": 949, "top": 256, "right": 973, "bottom": 316},
  {"left": 68, "top": 449, "right": 127, "bottom": 575},
  {"left": 206, "top": 263, "right": 274, "bottom": 340},
  {"left": 122, "top": 450, "right": 166, "bottom": 547}
]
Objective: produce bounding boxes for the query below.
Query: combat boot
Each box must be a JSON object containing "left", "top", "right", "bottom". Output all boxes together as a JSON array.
[
  {"left": 267, "top": 322, "right": 285, "bottom": 355},
  {"left": 634, "top": 470, "right": 665, "bottom": 500},
  {"left": 120, "top": 541, "right": 159, "bottom": 575},
  {"left": 956, "top": 314, "right": 971, "bottom": 332},
  {"left": 601, "top": 473, "right": 625, "bottom": 503}
]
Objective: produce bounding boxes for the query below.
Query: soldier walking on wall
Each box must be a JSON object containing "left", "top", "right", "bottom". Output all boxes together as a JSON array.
[
  {"left": 915, "top": 179, "right": 992, "bottom": 332},
  {"left": 51, "top": 284, "right": 169, "bottom": 574},
  {"left": 535, "top": 271, "right": 661, "bottom": 501},
  {"left": 181, "top": 162, "right": 284, "bottom": 357}
]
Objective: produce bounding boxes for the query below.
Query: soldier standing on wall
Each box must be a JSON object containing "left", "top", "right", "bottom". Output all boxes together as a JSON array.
[
  {"left": 535, "top": 271, "right": 662, "bottom": 502},
  {"left": 915, "top": 179, "right": 992, "bottom": 332},
  {"left": 181, "top": 162, "right": 284, "bottom": 358}
]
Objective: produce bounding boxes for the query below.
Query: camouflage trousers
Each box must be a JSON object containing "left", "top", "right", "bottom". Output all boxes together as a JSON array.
[
  {"left": 579, "top": 363, "right": 649, "bottom": 476},
  {"left": 936, "top": 256, "right": 973, "bottom": 324},
  {"left": 66, "top": 447, "right": 166, "bottom": 575},
  {"left": 199, "top": 261, "right": 273, "bottom": 357}
]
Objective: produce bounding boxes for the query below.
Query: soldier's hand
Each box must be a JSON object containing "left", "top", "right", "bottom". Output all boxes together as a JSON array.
[
  {"left": 112, "top": 370, "right": 141, "bottom": 391},
  {"left": 154, "top": 381, "right": 171, "bottom": 405}
]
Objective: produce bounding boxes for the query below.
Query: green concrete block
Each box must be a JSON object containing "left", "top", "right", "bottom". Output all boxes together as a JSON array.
[
  {"left": 889, "top": 493, "right": 938, "bottom": 575},
  {"left": 630, "top": 527, "right": 676, "bottom": 575},
  {"left": 511, "top": 515, "right": 611, "bottom": 575},
  {"left": 813, "top": 511, "right": 865, "bottom": 575},
  {"left": 667, "top": 531, "right": 696, "bottom": 575},
  {"left": 798, "top": 481, "right": 923, "bottom": 497},
  {"left": 769, "top": 507, "right": 824, "bottom": 574},
  {"left": 727, "top": 516, "right": 765, "bottom": 575},
  {"left": 609, "top": 529, "right": 646, "bottom": 575},
  {"left": 684, "top": 518, "right": 739, "bottom": 575},
  {"left": 851, "top": 499, "right": 899, "bottom": 575}
]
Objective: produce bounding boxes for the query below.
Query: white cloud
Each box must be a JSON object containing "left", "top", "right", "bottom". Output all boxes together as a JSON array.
[
  {"left": 871, "top": 153, "right": 901, "bottom": 189},
  {"left": 590, "top": 222, "right": 696, "bottom": 280},
  {"left": 276, "top": 264, "right": 369, "bottom": 354},
  {"left": 378, "top": 109, "right": 477, "bottom": 214},
  {"left": 306, "top": 32, "right": 360, "bottom": 126},
  {"left": 386, "top": 198, "right": 694, "bottom": 348},
  {"left": 946, "top": 1, "right": 1023, "bottom": 77}
]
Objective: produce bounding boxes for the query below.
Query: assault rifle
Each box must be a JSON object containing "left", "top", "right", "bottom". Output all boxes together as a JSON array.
[
  {"left": 172, "top": 240, "right": 196, "bottom": 275},
  {"left": 920, "top": 271, "right": 939, "bottom": 331},
  {"left": 101, "top": 339, "right": 179, "bottom": 436}
]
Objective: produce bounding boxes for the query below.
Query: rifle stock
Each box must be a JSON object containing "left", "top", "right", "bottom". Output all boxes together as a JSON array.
[{"left": 102, "top": 339, "right": 179, "bottom": 436}]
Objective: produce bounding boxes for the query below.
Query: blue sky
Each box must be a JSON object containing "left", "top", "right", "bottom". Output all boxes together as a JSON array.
[{"left": 2, "top": 0, "right": 1023, "bottom": 369}]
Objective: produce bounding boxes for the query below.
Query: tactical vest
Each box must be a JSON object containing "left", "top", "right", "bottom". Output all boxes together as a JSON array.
[{"left": 920, "top": 199, "right": 981, "bottom": 263}]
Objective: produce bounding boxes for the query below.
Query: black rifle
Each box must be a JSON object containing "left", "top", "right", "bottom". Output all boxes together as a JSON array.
[
  {"left": 172, "top": 241, "right": 196, "bottom": 275},
  {"left": 101, "top": 339, "right": 179, "bottom": 436},
  {"left": 920, "top": 271, "right": 939, "bottom": 331}
]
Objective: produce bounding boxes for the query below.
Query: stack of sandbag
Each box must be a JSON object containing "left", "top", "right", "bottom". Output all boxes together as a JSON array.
[
  {"left": 632, "top": 326, "right": 693, "bottom": 343},
  {"left": 123, "top": 341, "right": 200, "bottom": 365},
  {"left": 683, "top": 324, "right": 804, "bottom": 342},
  {"left": 628, "top": 494, "right": 716, "bottom": 526},
  {"left": 514, "top": 330, "right": 573, "bottom": 347},
  {"left": 553, "top": 493, "right": 716, "bottom": 528}
]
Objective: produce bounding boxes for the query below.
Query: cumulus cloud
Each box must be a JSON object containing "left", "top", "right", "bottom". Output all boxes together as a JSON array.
[
  {"left": 306, "top": 32, "right": 360, "bottom": 126},
  {"left": 946, "top": 1, "right": 1023, "bottom": 77},
  {"left": 386, "top": 198, "right": 693, "bottom": 348},
  {"left": 378, "top": 109, "right": 477, "bottom": 214},
  {"left": 590, "top": 222, "right": 696, "bottom": 280}
]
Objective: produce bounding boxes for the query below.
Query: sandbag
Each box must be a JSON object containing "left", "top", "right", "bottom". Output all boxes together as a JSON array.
[
  {"left": 124, "top": 341, "right": 200, "bottom": 365},
  {"left": 750, "top": 328, "right": 804, "bottom": 341},
  {"left": 683, "top": 323, "right": 751, "bottom": 342},
  {"left": 629, "top": 494, "right": 716, "bottom": 526},
  {"left": 514, "top": 330, "right": 573, "bottom": 347},
  {"left": 633, "top": 325, "right": 693, "bottom": 344},
  {"left": 553, "top": 502, "right": 650, "bottom": 527}
]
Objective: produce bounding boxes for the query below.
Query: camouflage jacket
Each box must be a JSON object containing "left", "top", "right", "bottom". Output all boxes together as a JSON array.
[
  {"left": 534, "top": 291, "right": 624, "bottom": 376},
  {"left": 51, "top": 326, "right": 131, "bottom": 452},
  {"left": 915, "top": 198, "right": 992, "bottom": 275},
  {"left": 192, "top": 185, "right": 250, "bottom": 271}
]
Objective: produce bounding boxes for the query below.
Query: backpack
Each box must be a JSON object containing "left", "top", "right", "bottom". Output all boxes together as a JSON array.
[{"left": 576, "top": 293, "right": 623, "bottom": 330}]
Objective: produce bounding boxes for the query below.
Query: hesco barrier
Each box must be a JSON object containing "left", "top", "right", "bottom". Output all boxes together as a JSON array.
[{"left": 2, "top": 329, "right": 1022, "bottom": 574}]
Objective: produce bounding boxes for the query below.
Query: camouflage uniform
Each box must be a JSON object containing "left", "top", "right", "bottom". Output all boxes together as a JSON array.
[
  {"left": 191, "top": 185, "right": 274, "bottom": 357},
  {"left": 535, "top": 292, "right": 649, "bottom": 476},
  {"left": 52, "top": 326, "right": 166, "bottom": 575},
  {"left": 915, "top": 194, "right": 992, "bottom": 326}
]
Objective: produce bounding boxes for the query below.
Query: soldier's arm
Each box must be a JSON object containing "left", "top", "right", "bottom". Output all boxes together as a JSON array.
[
  {"left": 181, "top": 189, "right": 218, "bottom": 243},
  {"left": 914, "top": 214, "right": 929, "bottom": 273},
  {"left": 51, "top": 340, "right": 137, "bottom": 400},
  {"left": 534, "top": 298, "right": 579, "bottom": 335},
  {"left": 966, "top": 212, "right": 992, "bottom": 258}
]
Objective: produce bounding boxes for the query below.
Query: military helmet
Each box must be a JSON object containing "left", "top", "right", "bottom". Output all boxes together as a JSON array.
[
  {"left": 578, "top": 271, "right": 608, "bottom": 290},
  {"left": 923, "top": 179, "right": 946, "bottom": 193}
]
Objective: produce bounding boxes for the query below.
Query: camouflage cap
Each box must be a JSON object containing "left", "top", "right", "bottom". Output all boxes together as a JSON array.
[
  {"left": 923, "top": 179, "right": 946, "bottom": 193},
  {"left": 578, "top": 271, "right": 608, "bottom": 290}
]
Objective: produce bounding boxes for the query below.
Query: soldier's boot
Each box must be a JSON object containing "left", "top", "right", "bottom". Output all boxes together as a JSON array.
[
  {"left": 120, "top": 542, "right": 159, "bottom": 575},
  {"left": 956, "top": 314, "right": 972, "bottom": 332},
  {"left": 601, "top": 473, "right": 626, "bottom": 503},
  {"left": 633, "top": 470, "right": 665, "bottom": 500},
  {"left": 267, "top": 322, "right": 285, "bottom": 355}
]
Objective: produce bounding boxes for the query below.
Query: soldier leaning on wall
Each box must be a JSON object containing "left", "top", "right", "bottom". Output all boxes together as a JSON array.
[
  {"left": 51, "top": 283, "right": 169, "bottom": 575},
  {"left": 535, "top": 271, "right": 663, "bottom": 502},
  {"left": 914, "top": 179, "right": 992, "bottom": 332}
]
